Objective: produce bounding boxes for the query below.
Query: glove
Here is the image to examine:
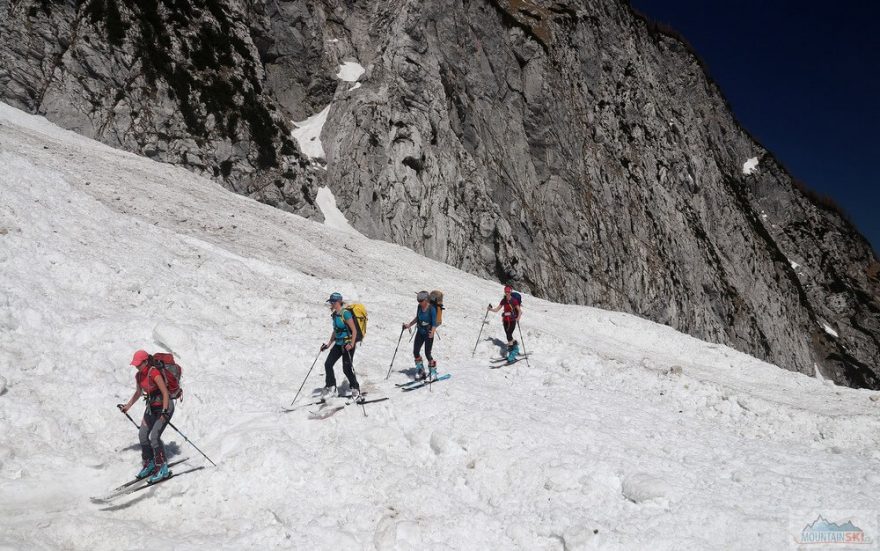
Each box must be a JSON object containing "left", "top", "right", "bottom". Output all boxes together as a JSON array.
[{"left": 320, "top": 343, "right": 329, "bottom": 352}]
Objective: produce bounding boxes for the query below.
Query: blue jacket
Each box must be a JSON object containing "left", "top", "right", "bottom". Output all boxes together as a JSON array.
[{"left": 415, "top": 305, "right": 437, "bottom": 336}]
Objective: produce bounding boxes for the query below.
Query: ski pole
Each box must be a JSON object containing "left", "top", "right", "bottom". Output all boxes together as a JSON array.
[
  {"left": 167, "top": 421, "right": 217, "bottom": 467},
  {"left": 517, "top": 321, "right": 531, "bottom": 367},
  {"left": 386, "top": 326, "right": 405, "bottom": 379},
  {"left": 472, "top": 307, "right": 490, "bottom": 356},
  {"left": 117, "top": 404, "right": 140, "bottom": 429},
  {"left": 289, "top": 349, "right": 323, "bottom": 407}
]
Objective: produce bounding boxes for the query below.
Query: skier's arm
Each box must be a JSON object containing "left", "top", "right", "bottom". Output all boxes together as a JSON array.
[
  {"left": 515, "top": 304, "right": 523, "bottom": 320},
  {"left": 428, "top": 308, "right": 437, "bottom": 339},
  {"left": 153, "top": 373, "right": 170, "bottom": 413},
  {"left": 488, "top": 303, "right": 502, "bottom": 313},
  {"left": 122, "top": 383, "right": 140, "bottom": 412},
  {"left": 403, "top": 316, "right": 417, "bottom": 329}
]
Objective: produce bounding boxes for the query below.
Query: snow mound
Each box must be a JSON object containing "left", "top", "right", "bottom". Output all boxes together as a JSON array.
[
  {"left": 1, "top": 101, "right": 879, "bottom": 550},
  {"left": 622, "top": 472, "right": 674, "bottom": 504},
  {"left": 742, "top": 156, "right": 759, "bottom": 175},
  {"left": 336, "top": 61, "right": 365, "bottom": 82}
]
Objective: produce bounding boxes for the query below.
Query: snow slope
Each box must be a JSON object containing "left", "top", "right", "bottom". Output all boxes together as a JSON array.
[{"left": 1, "top": 103, "right": 879, "bottom": 550}]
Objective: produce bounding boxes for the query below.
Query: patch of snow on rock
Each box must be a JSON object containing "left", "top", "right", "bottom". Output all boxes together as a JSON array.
[
  {"left": 742, "top": 157, "right": 759, "bottom": 175},
  {"left": 315, "top": 187, "right": 359, "bottom": 235},
  {"left": 291, "top": 105, "right": 331, "bottom": 159},
  {"left": 336, "top": 61, "right": 365, "bottom": 82},
  {"left": 822, "top": 323, "right": 839, "bottom": 338}
]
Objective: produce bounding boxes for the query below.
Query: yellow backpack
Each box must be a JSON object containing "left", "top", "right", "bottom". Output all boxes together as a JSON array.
[{"left": 344, "top": 303, "right": 368, "bottom": 342}]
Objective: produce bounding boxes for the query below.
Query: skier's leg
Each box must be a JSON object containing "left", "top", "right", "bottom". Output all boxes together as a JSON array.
[
  {"left": 324, "top": 345, "right": 342, "bottom": 387},
  {"left": 148, "top": 401, "right": 174, "bottom": 465},
  {"left": 139, "top": 409, "right": 154, "bottom": 462},
  {"left": 413, "top": 332, "right": 424, "bottom": 359},
  {"left": 342, "top": 347, "right": 359, "bottom": 390},
  {"left": 424, "top": 336, "right": 434, "bottom": 363},
  {"left": 413, "top": 333, "right": 426, "bottom": 378}
]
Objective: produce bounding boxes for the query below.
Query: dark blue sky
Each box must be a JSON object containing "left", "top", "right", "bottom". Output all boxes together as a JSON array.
[{"left": 629, "top": 1, "right": 879, "bottom": 253}]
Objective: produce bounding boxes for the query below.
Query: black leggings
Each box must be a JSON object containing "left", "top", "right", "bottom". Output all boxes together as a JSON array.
[
  {"left": 325, "top": 344, "right": 359, "bottom": 390},
  {"left": 503, "top": 318, "right": 517, "bottom": 342},
  {"left": 413, "top": 332, "right": 434, "bottom": 362}
]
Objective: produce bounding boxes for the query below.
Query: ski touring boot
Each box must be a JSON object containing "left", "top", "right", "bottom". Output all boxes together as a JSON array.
[
  {"left": 320, "top": 385, "right": 337, "bottom": 401},
  {"left": 506, "top": 341, "right": 519, "bottom": 363},
  {"left": 350, "top": 388, "right": 365, "bottom": 404},
  {"left": 148, "top": 462, "right": 170, "bottom": 484},
  {"left": 136, "top": 459, "right": 155, "bottom": 480},
  {"left": 148, "top": 451, "right": 170, "bottom": 484},
  {"left": 415, "top": 357, "right": 426, "bottom": 380},
  {"left": 428, "top": 360, "right": 438, "bottom": 382}
]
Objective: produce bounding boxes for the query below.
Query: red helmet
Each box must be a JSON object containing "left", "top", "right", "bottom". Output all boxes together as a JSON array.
[{"left": 130, "top": 349, "right": 149, "bottom": 366}]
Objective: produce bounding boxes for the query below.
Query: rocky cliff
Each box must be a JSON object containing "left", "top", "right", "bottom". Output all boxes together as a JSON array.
[
  {"left": 2, "top": 0, "right": 878, "bottom": 387},
  {"left": 0, "top": 0, "right": 318, "bottom": 213}
]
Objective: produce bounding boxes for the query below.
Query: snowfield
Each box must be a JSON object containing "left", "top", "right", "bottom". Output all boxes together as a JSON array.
[{"left": 0, "top": 103, "right": 879, "bottom": 550}]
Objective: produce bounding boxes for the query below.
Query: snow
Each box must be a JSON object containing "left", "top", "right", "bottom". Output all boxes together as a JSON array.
[
  {"left": 315, "top": 186, "right": 359, "bottom": 235},
  {"left": 336, "top": 61, "right": 365, "bottom": 82},
  {"left": 1, "top": 101, "right": 880, "bottom": 550},
  {"left": 822, "top": 323, "right": 839, "bottom": 338},
  {"left": 291, "top": 105, "right": 331, "bottom": 159},
  {"left": 742, "top": 156, "right": 759, "bottom": 175},
  {"left": 790, "top": 260, "right": 801, "bottom": 270},
  {"left": 348, "top": 82, "right": 362, "bottom": 92}
]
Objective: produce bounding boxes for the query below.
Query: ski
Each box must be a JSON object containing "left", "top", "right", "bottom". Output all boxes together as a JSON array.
[
  {"left": 490, "top": 354, "right": 529, "bottom": 363},
  {"left": 308, "top": 405, "right": 345, "bottom": 420},
  {"left": 115, "top": 465, "right": 205, "bottom": 498},
  {"left": 90, "top": 458, "right": 190, "bottom": 503},
  {"left": 345, "top": 397, "right": 389, "bottom": 406},
  {"left": 395, "top": 379, "right": 422, "bottom": 388},
  {"left": 490, "top": 358, "right": 522, "bottom": 369},
  {"left": 401, "top": 373, "right": 451, "bottom": 391},
  {"left": 308, "top": 396, "right": 389, "bottom": 419},
  {"left": 281, "top": 399, "right": 326, "bottom": 413}
]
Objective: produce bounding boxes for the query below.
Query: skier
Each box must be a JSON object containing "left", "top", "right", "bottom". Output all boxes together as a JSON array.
[
  {"left": 488, "top": 285, "right": 523, "bottom": 362},
  {"left": 320, "top": 292, "right": 363, "bottom": 402},
  {"left": 403, "top": 290, "right": 439, "bottom": 381},
  {"left": 118, "top": 350, "right": 174, "bottom": 483}
]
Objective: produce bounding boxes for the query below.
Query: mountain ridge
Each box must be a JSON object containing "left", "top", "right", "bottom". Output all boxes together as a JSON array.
[{"left": 1, "top": 0, "right": 877, "bottom": 387}]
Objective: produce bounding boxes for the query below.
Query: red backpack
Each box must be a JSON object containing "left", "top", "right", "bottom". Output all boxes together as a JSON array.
[{"left": 152, "top": 353, "right": 183, "bottom": 400}]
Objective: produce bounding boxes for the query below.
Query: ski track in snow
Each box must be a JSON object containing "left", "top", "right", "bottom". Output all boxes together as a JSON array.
[{"left": 0, "top": 102, "right": 879, "bottom": 550}]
